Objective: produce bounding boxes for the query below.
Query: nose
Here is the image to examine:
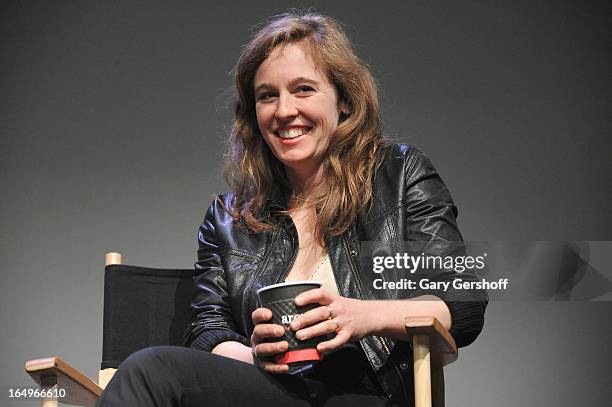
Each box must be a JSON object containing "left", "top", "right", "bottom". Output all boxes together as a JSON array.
[{"left": 274, "top": 94, "right": 298, "bottom": 121}]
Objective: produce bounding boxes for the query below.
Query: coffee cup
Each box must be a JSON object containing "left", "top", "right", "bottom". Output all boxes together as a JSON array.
[{"left": 257, "top": 281, "right": 324, "bottom": 368}]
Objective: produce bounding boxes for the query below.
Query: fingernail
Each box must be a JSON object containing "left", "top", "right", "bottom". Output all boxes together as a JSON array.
[
  {"left": 291, "top": 321, "right": 300, "bottom": 330},
  {"left": 276, "top": 328, "right": 284, "bottom": 336},
  {"left": 295, "top": 296, "right": 303, "bottom": 305}
]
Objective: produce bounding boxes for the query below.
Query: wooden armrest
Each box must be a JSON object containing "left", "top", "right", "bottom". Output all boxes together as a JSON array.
[
  {"left": 405, "top": 316, "right": 458, "bottom": 370},
  {"left": 25, "top": 356, "right": 102, "bottom": 406}
]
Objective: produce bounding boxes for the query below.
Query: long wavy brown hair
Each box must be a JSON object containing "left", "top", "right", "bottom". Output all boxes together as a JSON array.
[{"left": 224, "top": 11, "right": 387, "bottom": 244}]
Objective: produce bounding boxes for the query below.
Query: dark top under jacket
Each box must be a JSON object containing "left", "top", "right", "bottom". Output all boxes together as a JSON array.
[{"left": 185, "top": 144, "right": 487, "bottom": 406}]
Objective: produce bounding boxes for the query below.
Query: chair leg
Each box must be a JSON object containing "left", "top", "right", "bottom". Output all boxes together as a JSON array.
[
  {"left": 98, "top": 368, "right": 117, "bottom": 389},
  {"left": 41, "top": 383, "right": 59, "bottom": 407},
  {"left": 413, "top": 334, "right": 432, "bottom": 407},
  {"left": 431, "top": 369, "right": 445, "bottom": 407}
]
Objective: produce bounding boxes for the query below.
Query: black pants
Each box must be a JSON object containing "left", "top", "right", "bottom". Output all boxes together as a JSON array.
[{"left": 96, "top": 346, "right": 397, "bottom": 407}]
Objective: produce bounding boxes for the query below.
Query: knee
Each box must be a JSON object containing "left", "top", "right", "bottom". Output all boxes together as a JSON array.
[
  {"left": 100, "top": 347, "right": 188, "bottom": 405},
  {"left": 118, "top": 346, "right": 177, "bottom": 378}
]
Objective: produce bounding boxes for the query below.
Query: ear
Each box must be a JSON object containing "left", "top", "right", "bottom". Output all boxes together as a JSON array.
[{"left": 339, "top": 100, "right": 351, "bottom": 116}]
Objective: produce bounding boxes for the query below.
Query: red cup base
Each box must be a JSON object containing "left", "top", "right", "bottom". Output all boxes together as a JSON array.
[{"left": 275, "top": 349, "right": 321, "bottom": 365}]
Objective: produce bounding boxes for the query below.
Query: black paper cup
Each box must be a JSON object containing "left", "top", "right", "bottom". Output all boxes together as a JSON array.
[{"left": 257, "top": 281, "right": 324, "bottom": 367}]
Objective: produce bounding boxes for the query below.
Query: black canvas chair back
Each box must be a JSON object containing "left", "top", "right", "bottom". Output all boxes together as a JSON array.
[{"left": 101, "top": 264, "right": 194, "bottom": 369}]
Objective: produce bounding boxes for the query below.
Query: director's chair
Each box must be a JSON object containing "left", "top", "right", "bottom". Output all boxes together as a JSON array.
[{"left": 25, "top": 252, "right": 457, "bottom": 407}]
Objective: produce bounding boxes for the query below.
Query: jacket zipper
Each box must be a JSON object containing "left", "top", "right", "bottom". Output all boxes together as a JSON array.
[
  {"left": 343, "top": 235, "right": 409, "bottom": 403},
  {"left": 342, "top": 236, "right": 392, "bottom": 351},
  {"left": 242, "top": 228, "right": 279, "bottom": 333},
  {"left": 244, "top": 216, "right": 300, "bottom": 333},
  {"left": 277, "top": 217, "right": 299, "bottom": 282}
]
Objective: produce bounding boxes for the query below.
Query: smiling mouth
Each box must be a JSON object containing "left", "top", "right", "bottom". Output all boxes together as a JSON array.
[{"left": 276, "top": 128, "right": 311, "bottom": 139}]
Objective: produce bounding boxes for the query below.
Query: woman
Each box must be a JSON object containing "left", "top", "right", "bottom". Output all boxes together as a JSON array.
[{"left": 97, "top": 12, "right": 486, "bottom": 407}]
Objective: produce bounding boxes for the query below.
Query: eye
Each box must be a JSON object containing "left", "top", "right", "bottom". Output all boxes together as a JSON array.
[
  {"left": 296, "top": 85, "right": 315, "bottom": 94},
  {"left": 256, "top": 91, "right": 277, "bottom": 102}
]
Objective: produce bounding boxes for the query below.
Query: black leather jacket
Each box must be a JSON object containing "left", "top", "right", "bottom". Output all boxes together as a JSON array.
[{"left": 186, "top": 144, "right": 487, "bottom": 406}]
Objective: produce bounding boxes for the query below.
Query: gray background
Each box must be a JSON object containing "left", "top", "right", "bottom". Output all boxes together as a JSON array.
[{"left": 2, "top": 1, "right": 610, "bottom": 406}]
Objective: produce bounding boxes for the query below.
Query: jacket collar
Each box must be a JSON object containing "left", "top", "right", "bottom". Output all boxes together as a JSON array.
[{"left": 262, "top": 184, "right": 290, "bottom": 219}]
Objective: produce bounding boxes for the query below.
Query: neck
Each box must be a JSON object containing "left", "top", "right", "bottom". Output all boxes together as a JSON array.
[{"left": 285, "top": 162, "right": 325, "bottom": 206}]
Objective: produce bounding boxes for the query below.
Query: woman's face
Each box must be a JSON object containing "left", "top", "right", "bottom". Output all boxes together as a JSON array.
[{"left": 254, "top": 42, "right": 346, "bottom": 177}]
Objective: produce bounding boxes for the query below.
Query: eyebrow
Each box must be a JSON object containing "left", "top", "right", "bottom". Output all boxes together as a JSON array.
[{"left": 254, "top": 77, "right": 321, "bottom": 94}]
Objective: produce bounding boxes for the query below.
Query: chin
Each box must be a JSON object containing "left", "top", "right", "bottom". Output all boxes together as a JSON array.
[
  {"left": 272, "top": 147, "right": 307, "bottom": 161},
  {"left": 277, "top": 155, "right": 308, "bottom": 167}
]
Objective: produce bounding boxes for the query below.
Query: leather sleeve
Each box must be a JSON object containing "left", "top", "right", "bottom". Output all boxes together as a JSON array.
[
  {"left": 403, "top": 147, "right": 487, "bottom": 347},
  {"left": 184, "top": 199, "right": 250, "bottom": 352}
]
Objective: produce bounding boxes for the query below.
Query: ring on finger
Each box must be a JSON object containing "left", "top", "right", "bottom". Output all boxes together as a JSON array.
[
  {"left": 327, "top": 304, "right": 334, "bottom": 320},
  {"left": 331, "top": 318, "right": 340, "bottom": 333},
  {"left": 251, "top": 346, "right": 259, "bottom": 360}
]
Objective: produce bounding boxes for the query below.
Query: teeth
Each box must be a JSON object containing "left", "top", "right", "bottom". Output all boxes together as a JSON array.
[{"left": 278, "top": 128, "right": 308, "bottom": 139}]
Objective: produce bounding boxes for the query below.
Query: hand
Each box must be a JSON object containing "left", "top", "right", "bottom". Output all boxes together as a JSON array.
[
  {"left": 250, "top": 307, "right": 289, "bottom": 374},
  {"left": 290, "top": 288, "right": 372, "bottom": 354}
]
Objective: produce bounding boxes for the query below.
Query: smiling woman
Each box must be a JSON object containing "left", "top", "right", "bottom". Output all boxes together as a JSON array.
[
  {"left": 254, "top": 42, "right": 348, "bottom": 179},
  {"left": 226, "top": 13, "right": 385, "bottom": 246},
  {"left": 95, "top": 11, "right": 486, "bottom": 407}
]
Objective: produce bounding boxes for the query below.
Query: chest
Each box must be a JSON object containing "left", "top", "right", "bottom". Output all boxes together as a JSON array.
[{"left": 285, "top": 207, "right": 328, "bottom": 281}]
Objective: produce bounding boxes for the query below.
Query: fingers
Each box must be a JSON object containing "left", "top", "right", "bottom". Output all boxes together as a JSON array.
[
  {"left": 294, "top": 288, "right": 334, "bottom": 307},
  {"left": 251, "top": 333, "right": 290, "bottom": 375},
  {"left": 251, "top": 323, "right": 285, "bottom": 346},
  {"left": 290, "top": 304, "right": 333, "bottom": 331},
  {"left": 251, "top": 307, "right": 272, "bottom": 324},
  {"left": 251, "top": 340, "right": 290, "bottom": 374},
  {"left": 251, "top": 307, "right": 285, "bottom": 346},
  {"left": 253, "top": 339, "right": 289, "bottom": 359},
  {"left": 258, "top": 359, "right": 289, "bottom": 374},
  {"left": 295, "top": 318, "right": 339, "bottom": 341},
  {"left": 316, "top": 330, "right": 350, "bottom": 353}
]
